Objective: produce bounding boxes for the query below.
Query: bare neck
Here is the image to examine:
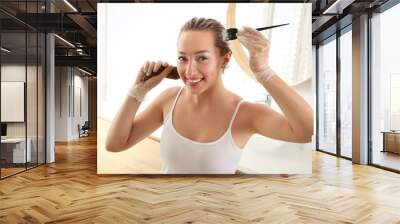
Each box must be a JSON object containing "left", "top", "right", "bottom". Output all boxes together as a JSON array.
[{"left": 183, "top": 78, "right": 229, "bottom": 109}]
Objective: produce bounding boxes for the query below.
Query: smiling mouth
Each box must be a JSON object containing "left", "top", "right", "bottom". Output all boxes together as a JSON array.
[
  {"left": 187, "top": 78, "right": 204, "bottom": 83},
  {"left": 186, "top": 78, "right": 205, "bottom": 87}
]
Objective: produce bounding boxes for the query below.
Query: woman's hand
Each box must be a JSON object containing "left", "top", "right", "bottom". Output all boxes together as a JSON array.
[
  {"left": 237, "top": 27, "right": 275, "bottom": 83},
  {"left": 128, "top": 60, "right": 173, "bottom": 102},
  {"left": 135, "top": 60, "right": 173, "bottom": 91}
]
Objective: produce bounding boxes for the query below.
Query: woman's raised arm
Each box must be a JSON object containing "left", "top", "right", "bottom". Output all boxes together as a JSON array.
[
  {"left": 237, "top": 27, "right": 313, "bottom": 143},
  {"left": 105, "top": 61, "right": 174, "bottom": 152}
]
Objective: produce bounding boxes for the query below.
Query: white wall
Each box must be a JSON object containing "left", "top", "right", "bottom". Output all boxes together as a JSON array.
[
  {"left": 1, "top": 65, "right": 35, "bottom": 137},
  {"left": 55, "top": 67, "right": 89, "bottom": 141},
  {"left": 55, "top": 67, "right": 68, "bottom": 141},
  {"left": 1, "top": 65, "right": 27, "bottom": 144}
]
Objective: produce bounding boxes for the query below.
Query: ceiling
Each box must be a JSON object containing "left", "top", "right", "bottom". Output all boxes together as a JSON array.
[{"left": 0, "top": 0, "right": 391, "bottom": 76}]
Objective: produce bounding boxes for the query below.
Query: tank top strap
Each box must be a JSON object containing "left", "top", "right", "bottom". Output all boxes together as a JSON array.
[
  {"left": 227, "top": 99, "right": 245, "bottom": 130},
  {"left": 171, "top": 86, "right": 185, "bottom": 113}
]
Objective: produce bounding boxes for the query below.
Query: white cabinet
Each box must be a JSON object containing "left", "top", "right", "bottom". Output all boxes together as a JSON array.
[{"left": 1, "top": 138, "right": 32, "bottom": 163}]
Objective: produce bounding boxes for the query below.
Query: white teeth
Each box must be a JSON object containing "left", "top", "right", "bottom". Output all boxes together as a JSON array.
[{"left": 188, "top": 78, "right": 202, "bottom": 83}]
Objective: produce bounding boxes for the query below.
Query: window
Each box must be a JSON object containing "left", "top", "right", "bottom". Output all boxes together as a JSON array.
[
  {"left": 317, "top": 36, "right": 337, "bottom": 154},
  {"left": 340, "top": 28, "right": 352, "bottom": 158},
  {"left": 371, "top": 2, "right": 400, "bottom": 171},
  {"left": 0, "top": 1, "right": 47, "bottom": 179}
]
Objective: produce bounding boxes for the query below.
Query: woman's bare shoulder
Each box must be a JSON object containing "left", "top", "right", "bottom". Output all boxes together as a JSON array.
[
  {"left": 156, "top": 86, "right": 182, "bottom": 115},
  {"left": 158, "top": 86, "right": 182, "bottom": 102}
]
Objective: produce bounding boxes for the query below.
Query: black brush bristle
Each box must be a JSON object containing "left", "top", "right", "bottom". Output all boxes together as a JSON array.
[{"left": 222, "top": 28, "right": 239, "bottom": 41}]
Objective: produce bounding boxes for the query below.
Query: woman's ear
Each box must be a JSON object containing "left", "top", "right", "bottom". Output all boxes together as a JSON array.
[{"left": 223, "top": 51, "right": 232, "bottom": 68}]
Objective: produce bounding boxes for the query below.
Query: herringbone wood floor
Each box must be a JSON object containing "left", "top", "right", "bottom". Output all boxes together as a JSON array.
[{"left": 1, "top": 135, "right": 400, "bottom": 223}]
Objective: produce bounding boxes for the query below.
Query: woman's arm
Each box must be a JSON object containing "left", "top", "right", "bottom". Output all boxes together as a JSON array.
[
  {"left": 105, "top": 61, "right": 174, "bottom": 152},
  {"left": 105, "top": 94, "right": 142, "bottom": 152},
  {"left": 106, "top": 86, "right": 179, "bottom": 152},
  {"left": 247, "top": 76, "right": 313, "bottom": 143},
  {"left": 237, "top": 27, "right": 313, "bottom": 143}
]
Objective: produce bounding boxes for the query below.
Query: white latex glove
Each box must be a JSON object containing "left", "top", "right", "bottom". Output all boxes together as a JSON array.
[
  {"left": 127, "top": 60, "right": 173, "bottom": 102},
  {"left": 237, "top": 26, "right": 276, "bottom": 83}
]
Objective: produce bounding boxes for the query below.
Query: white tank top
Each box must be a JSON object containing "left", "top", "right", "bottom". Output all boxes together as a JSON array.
[{"left": 160, "top": 86, "right": 244, "bottom": 174}]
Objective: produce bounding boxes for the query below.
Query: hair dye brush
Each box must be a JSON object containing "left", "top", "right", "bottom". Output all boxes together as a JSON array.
[
  {"left": 222, "top": 23, "right": 289, "bottom": 41},
  {"left": 142, "top": 66, "right": 180, "bottom": 82}
]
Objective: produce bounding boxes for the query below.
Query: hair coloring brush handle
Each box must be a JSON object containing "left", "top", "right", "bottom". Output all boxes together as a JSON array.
[
  {"left": 255, "top": 23, "right": 289, "bottom": 31},
  {"left": 142, "top": 66, "right": 180, "bottom": 82}
]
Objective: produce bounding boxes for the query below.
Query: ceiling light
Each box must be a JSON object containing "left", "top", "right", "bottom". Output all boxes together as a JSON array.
[
  {"left": 322, "top": 0, "right": 354, "bottom": 15},
  {"left": 78, "top": 67, "right": 93, "bottom": 76},
  {"left": 1, "top": 47, "right": 11, "bottom": 53},
  {"left": 63, "top": 0, "right": 78, "bottom": 12},
  {"left": 54, "top": 34, "right": 75, "bottom": 48}
]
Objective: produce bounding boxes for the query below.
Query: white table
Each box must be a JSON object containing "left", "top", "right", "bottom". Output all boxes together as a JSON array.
[{"left": 1, "top": 138, "right": 31, "bottom": 163}]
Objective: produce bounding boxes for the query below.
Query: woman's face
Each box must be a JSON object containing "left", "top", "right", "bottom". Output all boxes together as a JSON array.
[{"left": 177, "top": 30, "right": 228, "bottom": 94}]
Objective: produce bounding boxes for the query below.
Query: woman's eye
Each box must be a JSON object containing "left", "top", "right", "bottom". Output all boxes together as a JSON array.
[
  {"left": 178, "top": 56, "right": 186, "bottom": 62},
  {"left": 198, "top": 56, "right": 208, "bottom": 62}
]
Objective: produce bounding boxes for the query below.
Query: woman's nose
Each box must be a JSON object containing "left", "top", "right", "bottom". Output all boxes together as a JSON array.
[{"left": 185, "top": 61, "right": 198, "bottom": 76}]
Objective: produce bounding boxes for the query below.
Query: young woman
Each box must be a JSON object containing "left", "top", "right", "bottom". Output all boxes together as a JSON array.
[{"left": 106, "top": 18, "right": 313, "bottom": 174}]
